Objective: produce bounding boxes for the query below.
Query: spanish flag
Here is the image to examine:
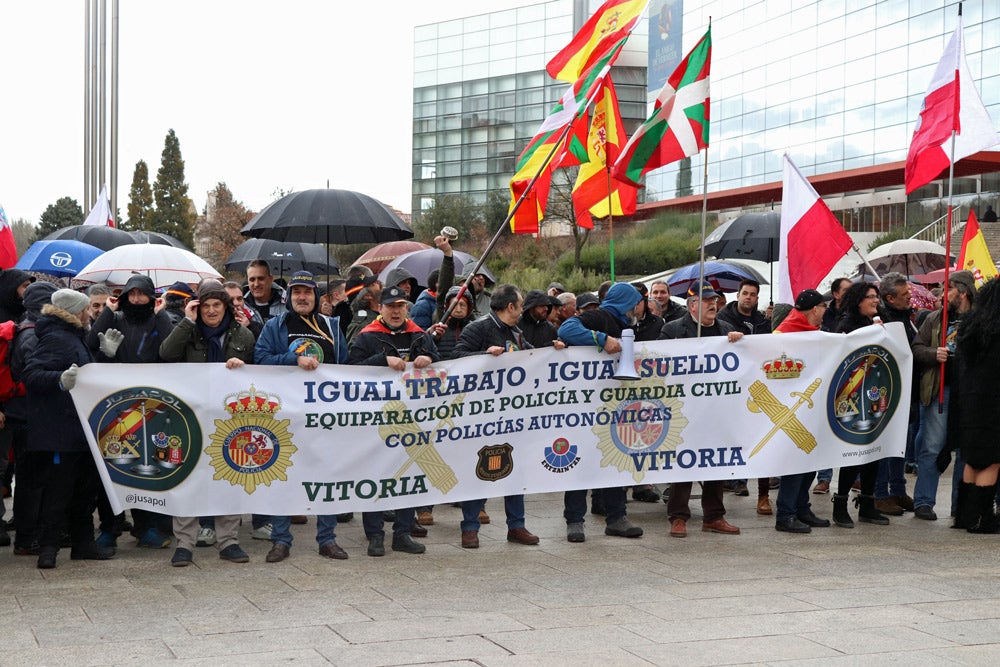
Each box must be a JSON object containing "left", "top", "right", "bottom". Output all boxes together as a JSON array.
[
  {"left": 957, "top": 210, "right": 999, "bottom": 287},
  {"left": 546, "top": 0, "right": 648, "bottom": 83}
]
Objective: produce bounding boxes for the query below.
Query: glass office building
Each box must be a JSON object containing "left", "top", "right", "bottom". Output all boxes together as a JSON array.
[{"left": 413, "top": 0, "right": 999, "bottom": 232}]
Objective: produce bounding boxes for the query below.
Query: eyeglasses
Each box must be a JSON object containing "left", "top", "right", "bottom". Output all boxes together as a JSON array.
[{"left": 864, "top": 294, "right": 880, "bottom": 300}]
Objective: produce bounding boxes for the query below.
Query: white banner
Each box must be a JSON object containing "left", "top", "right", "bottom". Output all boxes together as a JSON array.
[{"left": 70, "top": 323, "right": 912, "bottom": 516}]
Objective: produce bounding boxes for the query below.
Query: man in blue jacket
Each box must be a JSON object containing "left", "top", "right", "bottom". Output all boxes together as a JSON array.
[
  {"left": 557, "top": 282, "right": 645, "bottom": 543},
  {"left": 255, "top": 271, "right": 349, "bottom": 562}
]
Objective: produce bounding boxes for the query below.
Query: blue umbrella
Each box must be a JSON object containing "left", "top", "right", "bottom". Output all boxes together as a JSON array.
[
  {"left": 15, "top": 239, "right": 104, "bottom": 278},
  {"left": 666, "top": 260, "right": 768, "bottom": 296}
]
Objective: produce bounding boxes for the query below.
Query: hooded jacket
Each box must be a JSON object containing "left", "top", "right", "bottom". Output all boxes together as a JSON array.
[
  {"left": 254, "top": 283, "right": 347, "bottom": 366},
  {"left": 383, "top": 267, "right": 419, "bottom": 300},
  {"left": 518, "top": 289, "right": 559, "bottom": 348},
  {"left": 87, "top": 275, "right": 174, "bottom": 363},
  {"left": 0, "top": 268, "right": 34, "bottom": 323},
  {"left": 6, "top": 281, "right": 59, "bottom": 422},
  {"left": 559, "top": 283, "right": 640, "bottom": 349},
  {"left": 348, "top": 317, "right": 440, "bottom": 367},
  {"left": 22, "top": 304, "right": 94, "bottom": 452},
  {"left": 244, "top": 284, "right": 285, "bottom": 323}
]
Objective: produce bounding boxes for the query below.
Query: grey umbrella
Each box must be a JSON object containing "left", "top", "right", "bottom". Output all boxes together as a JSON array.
[
  {"left": 130, "top": 230, "right": 191, "bottom": 252},
  {"left": 377, "top": 248, "right": 493, "bottom": 289},
  {"left": 240, "top": 189, "right": 413, "bottom": 245}
]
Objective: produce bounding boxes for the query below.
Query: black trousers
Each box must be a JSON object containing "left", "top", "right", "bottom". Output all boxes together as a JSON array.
[
  {"left": 837, "top": 460, "right": 878, "bottom": 496},
  {"left": 29, "top": 451, "right": 100, "bottom": 549}
]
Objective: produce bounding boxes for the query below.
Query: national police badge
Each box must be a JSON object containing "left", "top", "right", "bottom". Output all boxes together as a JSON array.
[
  {"left": 88, "top": 387, "right": 202, "bottom": 492},
  {"left": 207, "top": 385, "right": 296, "bottom": 494},
  {"left": 827, "top": 345, "right": 902, "bottom": 445}
]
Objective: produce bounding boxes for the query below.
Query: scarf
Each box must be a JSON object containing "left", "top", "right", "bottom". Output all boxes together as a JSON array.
[{"left": 198, "top": 313, "right": 231, "bottom": 363}]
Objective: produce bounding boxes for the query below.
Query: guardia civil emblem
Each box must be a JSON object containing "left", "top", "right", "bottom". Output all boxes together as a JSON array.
[
  {"left": 207, "top": 385, "right": 296, "bottom": 493},
  {"left": 827, "top": 345, "right": 902, "bottom": 445},
  {"left": 88, "top": 387, "right": 202, "bottom": 492}
]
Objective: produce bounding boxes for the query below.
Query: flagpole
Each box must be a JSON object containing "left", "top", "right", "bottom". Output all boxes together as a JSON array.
[
  {"left": 605, "top": 165, "right": 615, "bottom": 282},
  {"left": 696, "top": 143, "right": 709, "bottom": 338}
]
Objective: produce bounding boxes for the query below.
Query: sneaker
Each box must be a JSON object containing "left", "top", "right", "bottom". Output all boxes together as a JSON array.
[
  {"left": 171, "top": 547, "right": 193, "bottom": 567},
  {"left": 604, "top": 517, "right": 643, "bottom": 538},
  {"left": 416, "top": 511, "right": 434, "bottom": 526},
  {"left": 136, "top": 528, "right": 171, "bottom": 549},
  {"left": 567, "top": 522, "right": 585, "bottom": 543},
  {"left": 196, "top": 527, "right": 217, "bottom": 547},
  {"left": 219, "top": 544, "right": 250, "bottom": 563},
  {"left": 732, "top": 482, "right": 749, "bottom": 496},
  {"left": 95, "top": 530, "right": 117, "bottom": 548},
  {"left": 367, "top": 534, "right": 385, "bottom": 557},
  {"left": 391, "top": 533, "right": 426, "bottom": 554},
  {"left": 251, "top": 523, "right": 273, "bottom": 540},
  {"left": 812, "top": 480, "right": 830, "bottom": 494}
]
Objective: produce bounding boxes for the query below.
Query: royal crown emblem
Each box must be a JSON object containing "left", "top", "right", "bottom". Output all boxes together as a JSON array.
[
  {"left": 208, "top": 385, "right": 296, "bottom": 494},
  {"left": 761, "top": 353, "right": 804, "bottom": 380}
]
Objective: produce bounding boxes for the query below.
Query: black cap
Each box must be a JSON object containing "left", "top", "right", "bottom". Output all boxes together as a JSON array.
[
  {"left": 576, "top": 293, "right": 599, "bottom": 309},
  {"left": 794, "top": 289, "right": 831, "bottom": 311},
  {"left": 380, "top": 285, "right": 410, "bottom": 305},
  {"left": 686, "top": 280, "right": 719, "bottom": 299}
]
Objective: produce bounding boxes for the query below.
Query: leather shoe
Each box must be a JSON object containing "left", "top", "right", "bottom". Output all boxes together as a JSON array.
[
  {"left": 318, "top": 542, "right": 348, "bottom": 560},
  {"left": 506, "top": 527, "right": 540, "bottom": 545},
  {"left": 893, "top": 494, "right": 915, "bottom": 512},
  {"left": 265, "top": 543, "right": 290, "bottom": 563},
  {"left": 290, "top": 515, "right": 308, "bottom": 524},
  {"left": 797, "top": 510, "right": 830, "bottom": 528},
  {"left": 756, "top": 496, "right": 773, "bottom": 515},
  {"left": 914, "top": 505, "right": 938, "bottom": 521},
  {"left": 812, "top": 480, "right": 830, "bottom": 494},
  {"left": 37, "top": 547, "right": 57, "bottom": 569},
  {"left": 775, "top": 518, "right": 811, "bottom": 533},
  {"left": 702, "top": 518, "right": 740, "bottom": 534},
  {"left": 478, "top": 509, "right": 490, "bottom": 524},
  {"left": 410, "top": 523, "right": 428, "bottom": 538},
  {"left": 391, "top": 533, "right": 426, "bottom": 554},
  {"left": 874, "top": 498, "right": 904, "bottom": 516},
  {"left": 461, "top": 530, "right": 479, "bottom": 548},
  {"left": 669, "top": 518, "right": 687, "bottom": 538},
  {"left": 367, "top": 534, "right": 385, "bottom": 557},
  {"left": 416, "top": 511, "right": 434, "bottom": 526},
  {"left": 631, "top": 485, "right": 660, "bottom": 503}
]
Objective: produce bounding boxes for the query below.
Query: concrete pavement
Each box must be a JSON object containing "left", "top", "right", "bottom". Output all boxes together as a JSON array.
[{"left": 2, "top": 476, "right": 1000, "bottom": 665}]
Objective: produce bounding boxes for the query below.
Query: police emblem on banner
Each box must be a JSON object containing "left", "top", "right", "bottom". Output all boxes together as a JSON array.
[
  {"left": 207, "top": 385, "right": 296, "bottom": 494},
  {"left": 542, "top": 437, "right": 580, "bottom": 473},
  {"left": 88, "top": 387, "right": 202, "bottom": 492},
  {"left": 476, "top": 443, "right": 513, "bottom": 481},
  {"left": 594, "top": 375, "right": 687, "bottom": 482},
  {"left": 827, "top": 345, "right": 902, "bottom": 445}
]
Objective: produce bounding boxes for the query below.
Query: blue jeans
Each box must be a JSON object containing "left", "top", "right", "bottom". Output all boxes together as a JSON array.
[
  {"left": 362, "top": 508, "right": 415, "bottom": 538},
  {"left": 775, "top": 471, "right": 816, "bottom": 522},
  {"left": 461, "top": 495, "right": 525, "bottom": 532},
  {"left": 914, "top": 388, "right": 949, "bottom": 509},
  {"left": 874, "top": 457, "right": 906, "bottom": 499},
  {"left": 270, "top": 515, "right": 338, "bottom": 548},
  {"left": 816, "top": 469, "right": 832, "bottom": 483},
  {"left": 563, "top": 487, "right": 626, "bottom": 524}
]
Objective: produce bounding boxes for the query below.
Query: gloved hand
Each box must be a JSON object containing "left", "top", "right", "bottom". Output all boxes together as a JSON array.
[
  {"left": 59, "top": 364, "right": 79, "bottom": 391},
  {"left": 98, "top": 329, "right": 125, "bottom": 357}
]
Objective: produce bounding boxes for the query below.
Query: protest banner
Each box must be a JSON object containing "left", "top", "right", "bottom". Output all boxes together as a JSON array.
[{"left": 70, "top": 323, "right": 912, "bottom": 516}]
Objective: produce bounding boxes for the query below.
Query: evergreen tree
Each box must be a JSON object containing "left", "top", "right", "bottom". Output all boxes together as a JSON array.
[
  {"left": 150, "top": 129, "right": 196, "bottom": 248},
  {"left": 199, "top": 182, "right": 254, "bottom": 272},
  {"left": 124, "top": 159, "right": 154, "bottom": 231},
  {"left": 35, "top": 196, "right": 84, "bottom": 240}
]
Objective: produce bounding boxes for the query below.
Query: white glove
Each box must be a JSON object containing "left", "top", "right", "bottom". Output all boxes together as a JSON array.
[
  {"left": 98, "top": 329, "right": 125, "bottom": 357},
  {"left": 60, "top": 364, "right": 79, "bottom": 391}
]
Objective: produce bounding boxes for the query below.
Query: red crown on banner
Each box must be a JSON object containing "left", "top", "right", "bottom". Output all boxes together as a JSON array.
[
  {"left": 761, "top": 354, "right": 804, "bottom": 380},
  {"left": 224, "top": 385, "right": 282, "bottom": 415},
  {"left": 401, "top": 368, "right": 448, "bottom": 384}
]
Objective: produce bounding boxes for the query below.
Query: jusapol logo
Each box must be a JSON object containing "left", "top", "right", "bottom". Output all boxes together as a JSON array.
[{"left": 827, "top": 345, "right": 902, "bottom": 445}]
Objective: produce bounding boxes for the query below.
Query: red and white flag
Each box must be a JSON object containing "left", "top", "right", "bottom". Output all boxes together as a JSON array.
[
  {"left": 0, "top": 203, "right": 18, "bottom": 269},
  {"left": 83, "top": 184, "right": 115, "bottom": 227},
  {"left": 904, "top": 13, "right": 1000, "bottom": 194},
  {"left": 777, "top": 155, "right": 854, "bottom": 303}
]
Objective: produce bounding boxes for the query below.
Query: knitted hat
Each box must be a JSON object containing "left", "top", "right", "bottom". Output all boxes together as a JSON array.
[{"left": 51, "top": 288, "right": 90, "bottom": 315}]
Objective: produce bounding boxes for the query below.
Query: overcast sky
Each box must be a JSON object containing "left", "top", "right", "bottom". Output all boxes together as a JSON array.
[{"left": 1, "top": 1, "right": 536, "bottom": 228}]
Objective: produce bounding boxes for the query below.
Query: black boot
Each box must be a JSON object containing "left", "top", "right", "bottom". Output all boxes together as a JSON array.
[
  {"left": 953, "top": 481, "right": 974, "bottom": 529},
  {"left": 37, "top": 546, "right": 57, "bottom": 569},
  {"left": 856, "top": 494, "right": 890, "bottom": 525},
  {"left": 832, "top": 494, "right": 854, "bottom": 528},
  {"left": 960, "top": 483, "right": 983, "bottom": 532},
  {"left": 969, "top": 486, "right": 998, "bottom": 534}
]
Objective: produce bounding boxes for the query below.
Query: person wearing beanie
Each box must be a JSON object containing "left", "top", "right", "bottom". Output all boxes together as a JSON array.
[
  {"left": 912, "top": 270, "right": 976, "bottom": 525},
  {"left": 0, "top": 268, "right": 35, "bottom": 324},
  {"left": 254, "top": 271, "right": 351, "bottom": 563},
  {"left": 22, "top": 288, "right": 113, "bottom": 569},
  {"left": 3, "top": 281, "right": 59, "bottom": 553},
  {"left": 86, "top": 273, "right": 176, "bottom": 549},
  {"left": 158, "top": 282, "right": 255, "bottom": 567}
]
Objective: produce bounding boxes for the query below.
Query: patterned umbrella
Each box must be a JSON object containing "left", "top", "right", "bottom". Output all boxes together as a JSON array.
[{"left": 665, "top": 260, "right": 768, "bottom": 296}]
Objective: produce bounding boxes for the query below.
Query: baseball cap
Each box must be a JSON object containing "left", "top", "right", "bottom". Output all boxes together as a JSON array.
[
  {"left": 287, "top": 271, "right": 317, "bottom": 290},
  {"left": 793, "top": 289, "right": 831, "bottom": 311},
  {"left": 547, "top": 281, "right": 565, "bottom": 294},
  {"left": 576, "top": 293, "right": 599, "bottom": 309},
  {"left": 686, "top": 280, "right": 719, "bottom": 300},
  {"left": 380, "top": 285, "right": 410, "bottom": 305}
]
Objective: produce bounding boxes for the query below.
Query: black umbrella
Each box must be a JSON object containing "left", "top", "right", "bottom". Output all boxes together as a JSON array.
[
  {"left": 225, "top": 238, "right": 339, "bottom": 276},
  {"left": 240, "top": 189, "right": 413, "bottom": 245},
  {"left": 43, "top": 224, "right": 138, "bottom": 251},
  {"left": 130, "top": 230, "right": 191, "bottom": 251},
  {"left": 702, "top": 212, "right": 780, "bottom": 262}
]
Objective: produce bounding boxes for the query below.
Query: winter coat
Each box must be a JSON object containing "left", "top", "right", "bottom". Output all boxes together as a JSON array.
[
  {"left": 410, "top": 289, "right": 437, "bottom": 329},
  {"left": 87, "top": 305, "right": 174, "bottom": 363},
  {"left": 454, "top": 312, "right": 532, "bottom": 356},
  {"left": 634, "top": 312, "right": 665, "bottom": 342},
  {"left": 244, "top": 285, "right": 285, "bottom": 323},
  {"left": 22, "top": 304, "right": 94, "bottom": 452},
  {"left": 659, "top": 313, "right": 735, "bottom": 339},
  {"left": 773, "top": 309, "right": 817, "bottom": 333},
  {"left": 559, "top": 283, "right": 641, "bottom": 348},
  {"left": 0, "top": 268, "right": 33, "bottom": 324},
  {"left": 518, "top": 311, "right": 559, "bottom": 348},
  {"left": 383, "top": 267, "right": 419, "bottom": 299},
  {"left": 5, "top": 281, "right": 59, "bottom": 423},
  {"left": 159, "top": 316, "right": 255, "bottom": 364},
  {"left": 349, "top": 318, "right": 440, "bottom": 366},
  {"left": 716, "top": 301, "right": 771, "bottom": 335}
]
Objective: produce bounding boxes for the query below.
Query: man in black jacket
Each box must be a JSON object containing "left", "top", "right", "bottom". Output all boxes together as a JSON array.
[
  {"left": 23, "top": 289, "right": 113, "bottom": 568},
  {"left": 518, "top": 289, "right": 560, "bottom": 349},
  {"left": 452, "top": 284, "right": 540, "bottom": 549}
]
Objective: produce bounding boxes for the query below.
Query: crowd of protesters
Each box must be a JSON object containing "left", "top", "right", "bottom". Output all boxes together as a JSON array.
[{"left": 0, "top": 233, "right": 994, "bottom": 569}]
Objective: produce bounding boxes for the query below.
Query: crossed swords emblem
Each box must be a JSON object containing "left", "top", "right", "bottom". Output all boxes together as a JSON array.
[{"left": 746, "top": 378, "right": 822, "bottom": 457}]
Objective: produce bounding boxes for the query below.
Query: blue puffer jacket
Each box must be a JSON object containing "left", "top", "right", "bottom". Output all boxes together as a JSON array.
[
  {"left": 22, "top": 305, "right": 94, "bottom": 452},
  {"left": 558, "top": 283, "right": 640, "bottom": 348},
  {"left": 254, "top": 290, "right": 348, "bottom": 366},
  {"left": 410, "top": 289, "right": 437, "bottom": 329}
]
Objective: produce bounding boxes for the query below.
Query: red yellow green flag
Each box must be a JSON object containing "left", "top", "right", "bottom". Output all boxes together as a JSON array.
[
  {"left": 571, "top": 77, "right": 637, "bottom": 228},
  {"left": 957, "top": 210, "right": 999, "bottom": 287},
  {"left": 547, "top": 0, "right": 648, "bottom": 83},
  {"left": 612, "top": 27, "right": 711, "bottom": 187}
]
